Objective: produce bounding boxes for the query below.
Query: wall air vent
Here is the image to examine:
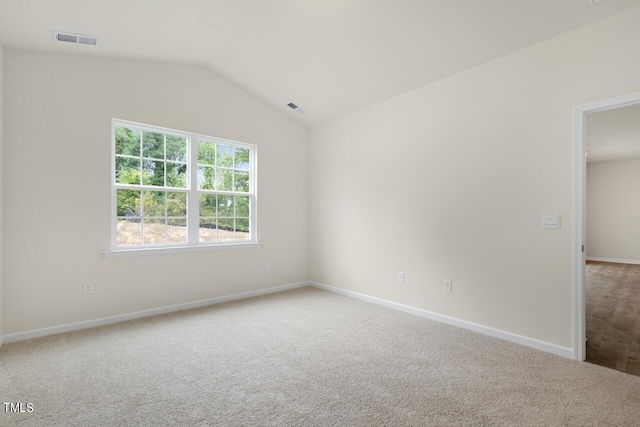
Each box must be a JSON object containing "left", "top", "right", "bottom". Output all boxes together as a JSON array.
[
  {"left": 287, "top": 102, "right": 307, "bottom": 115},
  {"left": 53, "top": 32, "right": 101, "bottom": 47}
]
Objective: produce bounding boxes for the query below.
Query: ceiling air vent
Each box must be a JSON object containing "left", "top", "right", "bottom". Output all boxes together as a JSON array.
[
  {"left": 287, "top": 102, "right": 307, "bottom": 115},
  {"left": 53, "top": 32, "right": 101, "bottom": 47}
]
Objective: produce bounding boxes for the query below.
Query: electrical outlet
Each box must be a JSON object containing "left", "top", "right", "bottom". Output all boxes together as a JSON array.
[
  {"left": 397, "top": 272, "right": 404, "bottom": 283},
  {"left": 266, "top": 262, "right": 272, "bottom": 271},
  {"left": 83, "top": 281, "right": 94, "bottom": 295},
  {"left": 443, "top": 279, "right": 452, "bottom": 292}
]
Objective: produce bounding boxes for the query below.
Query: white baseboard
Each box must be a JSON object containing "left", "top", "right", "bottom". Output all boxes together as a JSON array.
[
  {"left": 309, "top": 281, "right": 573, "bottom": 359},
  {"left": 2, "top": 282, "right": 308, "bottom": 344},
  {"left": 586, "top": 257, "right": 640, "bottom": 265}
]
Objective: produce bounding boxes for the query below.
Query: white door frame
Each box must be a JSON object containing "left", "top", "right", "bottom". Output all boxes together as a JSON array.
[{"left": 573, "top": 90, "right": 640, "bottom": 361}]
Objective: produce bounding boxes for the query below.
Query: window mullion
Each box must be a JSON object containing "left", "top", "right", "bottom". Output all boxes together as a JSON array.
[{"left": 187, "top": 136, "right": 200, "bottom": 244}]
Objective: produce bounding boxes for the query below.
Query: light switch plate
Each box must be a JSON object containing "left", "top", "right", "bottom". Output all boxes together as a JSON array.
[{"left": 542, "top": 214, "right": 560, "bottom": 229}]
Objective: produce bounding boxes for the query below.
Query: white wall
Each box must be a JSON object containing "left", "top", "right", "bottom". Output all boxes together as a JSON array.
[
  {"left": 3, "top": 50, "right": 309, "bottom": 334},
  {"left": 587, "top": 158, "right": 640, "bottom": 262},
  {"left": 309, "top": 7, "right": 640, "bottom": 349},
  {"left": 587, "top": 104, "right": 640, "bottom": 162},
  {"left": 0, "top": 44, "right": 4, "bottom": 343}
]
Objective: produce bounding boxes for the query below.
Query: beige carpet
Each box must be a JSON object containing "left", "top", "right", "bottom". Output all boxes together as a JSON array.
[{"left": 1, "top": 287, "right": 640, "bottom": 426}]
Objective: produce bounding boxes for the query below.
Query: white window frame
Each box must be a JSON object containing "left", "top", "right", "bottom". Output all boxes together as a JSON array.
[{"left": 104, "top": 119, "right": 260, "bottom": 258}]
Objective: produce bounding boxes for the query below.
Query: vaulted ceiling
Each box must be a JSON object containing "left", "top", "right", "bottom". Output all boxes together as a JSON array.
[{"left": 1, "top": 0, "right": 639, "bottom": 126}]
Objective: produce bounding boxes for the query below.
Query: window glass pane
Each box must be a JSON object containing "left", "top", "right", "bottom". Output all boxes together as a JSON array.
[
  {"left": 199, "top": 194, "right": 217, "bottom": 217},
  {"left": 115, "top": 127, "right": 140, "bottom": 156},
  {"left": 235, "top": 196, "right": 249, "bottom": 217},
  {"left": 143, "top": 219, "right": 166, "bottom": 245},
  {"left": 167, "top": 219, "right": 187, "bottom": 243},
  {"left": 143, "top": 131, "right": 164, "bottom": 159},
  {"left": 198, "top": 141, "right": 216, "bottom": 166},
  {"left": 218, "top": 195, "right": 234, "bottom": 217},
  {"left": 199, "top": 218, "right": 218, "bottom": 242},
  {"left": 115, "top": 157, "right": 141, "bottom": 185},
  {"left": 166, "top": 162, "right": 187, "bottom": 188},
  {"left": 236, "top": 218, "right": 250, "bottom": 241},
  {"left": 197, "top": 166, "right": 215, "bottom": 190},
  {"left": 142, "top": 160, "right": 165, "bottom": 186},
  {"left": 234, "top": 171, "right": 249, "bottom": 192},
  {"left": 143, "top": 191, "right": 165, "bottom": 217},
  {"left": 218, "top": 218, "right": 234, "bottom": 241},
  {"left": 117, "top": 218, "right": 141, "bottom": 246},
  {"left": 216, "top": 169, "right": 233, "bottom": 191},
  {"left": 117, "top": 189, "right": 141, "bottom": 216},
  {"left": 166, "top": 135, "right": 187, "bottom": 162},
  {"left": 234, "top": 147, "right": 250, "bottom": 170},
  {"left": 167, "top": 192, "right": 187, "bottom": 217},
  {"left": 217, "top": 144, "right": 234, "bottom": 167}
]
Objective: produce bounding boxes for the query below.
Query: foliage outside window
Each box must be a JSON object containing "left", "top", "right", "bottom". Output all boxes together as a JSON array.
[{"left": 112, "top": 120, "right": 256, "bottom": 249}]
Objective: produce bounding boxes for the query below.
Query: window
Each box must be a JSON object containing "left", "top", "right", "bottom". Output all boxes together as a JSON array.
[{"left": 111, "top": 120, "right": 256, "bottom": 253}]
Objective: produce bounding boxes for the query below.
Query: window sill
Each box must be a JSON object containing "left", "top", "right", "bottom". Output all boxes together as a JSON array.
[{"left": 102, "top": 242, "right": 263, "bottom": 258}]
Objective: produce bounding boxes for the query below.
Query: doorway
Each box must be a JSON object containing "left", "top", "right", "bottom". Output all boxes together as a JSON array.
[{"left": 573, "top": 91, "right": 640, "bottom": 369}]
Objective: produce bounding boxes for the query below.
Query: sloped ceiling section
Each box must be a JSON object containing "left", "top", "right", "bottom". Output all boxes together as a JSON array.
[{"left": 1, "top": 0, "right": 639, "bottom": 126}]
